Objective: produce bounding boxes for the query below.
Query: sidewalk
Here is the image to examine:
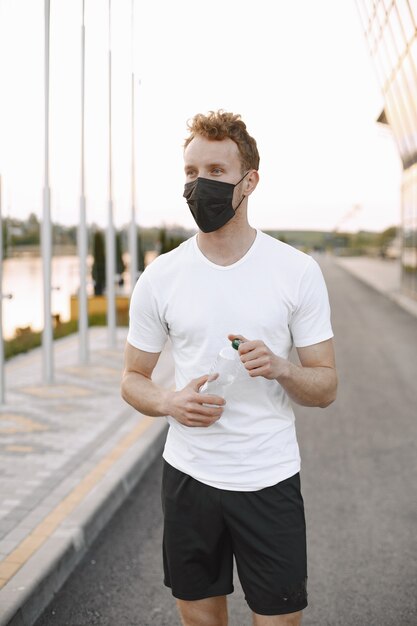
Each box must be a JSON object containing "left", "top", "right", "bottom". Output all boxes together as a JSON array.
[
  {"left": 0, "top": 328, "right": 174, "bottom": 626},
  {"left": 335, "top": 255, "right": 417, "bottom": 318}
]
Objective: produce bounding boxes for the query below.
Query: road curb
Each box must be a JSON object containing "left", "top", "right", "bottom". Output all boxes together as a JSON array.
[{"left": 0, "top": 417, "right": 168, "bottom": 626}]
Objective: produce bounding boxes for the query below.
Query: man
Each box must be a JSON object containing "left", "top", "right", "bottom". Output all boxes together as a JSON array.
[{"left": 122, "top": 110, "right": 337, "bottom": 626}]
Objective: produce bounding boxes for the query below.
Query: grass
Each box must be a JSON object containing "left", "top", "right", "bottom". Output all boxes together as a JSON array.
[{"left": 4, "top": 311, "right": 129, "bottom": 361}]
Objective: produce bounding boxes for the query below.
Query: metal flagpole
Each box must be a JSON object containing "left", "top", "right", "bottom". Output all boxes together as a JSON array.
[
  {"left": 128, "top": 0, "right": 138, "bottom": 294},
  {"left": 0, "top": 176, "right": 13, "bottom": 405},
  {"left": 0, "top": 179, "right": 14, "bottom": 404},
  {"left": 106, "top": 0, "right": 116, "bottom": 349},
  {"left": 42, "top": 0, "right": 53, "bottom": 383},
  {"left": 78, "top": 0, "right": 89, "bottom": 363}
]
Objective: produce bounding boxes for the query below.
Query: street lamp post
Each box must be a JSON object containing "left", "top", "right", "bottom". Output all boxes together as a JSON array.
[
  {"left": 129, "top": 0, "right": 138, "bottom": 294},
  {"left": 78, "top": 0, "right": 89, "bottom": 364},
  {"left": 0, "top": 176, "right": 13, "bottom": 405},
  {"left": 106, "top": 0, "right": 116, "bottom": 349},
  {"left": 42, "top": 0, "right": 53, "bottom": 383}
]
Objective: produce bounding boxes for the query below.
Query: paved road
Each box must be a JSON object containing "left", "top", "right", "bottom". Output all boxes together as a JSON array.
[{"left": 35, "top": 257, "right": 417, "bottom": 626}]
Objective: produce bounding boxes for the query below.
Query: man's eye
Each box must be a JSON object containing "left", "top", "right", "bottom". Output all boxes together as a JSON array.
[{"left": 212, "top": 168, "right": 222, "bottom": 174}]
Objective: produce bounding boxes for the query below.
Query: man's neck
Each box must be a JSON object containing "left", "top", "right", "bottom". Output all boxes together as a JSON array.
[{"left": 196, "top": 223, "right": 257, "bottom": 267}]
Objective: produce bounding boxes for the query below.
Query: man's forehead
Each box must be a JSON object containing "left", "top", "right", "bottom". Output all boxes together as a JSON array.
[{"left": 184, "top": 135, "right": 240, "bottom": 165}]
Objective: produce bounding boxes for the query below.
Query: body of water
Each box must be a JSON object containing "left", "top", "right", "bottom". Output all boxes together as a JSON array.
[
  {"left": 1, "top": 250, "right": 159, "bottom": 340},
  {"left": 2, "top": 255, "right": 97, "bottom": 340}
]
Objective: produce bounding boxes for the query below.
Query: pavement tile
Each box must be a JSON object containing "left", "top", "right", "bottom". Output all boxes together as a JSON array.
[
  {"left": 38, "top": 494, "right": 66, "bottom": 509},
  {"left": 9, "top": 536, "right": 45, "bottom": 564},
  {"left": 0, "top": 414, "right": 49, "bottom": 435},
  {"left": 15, "top": 511, "right": 48, "bottom": 528},
  {"left": 0, "top": 521, "right": 16, "bottom": 536},
  {"left": 2, "top": 528, "right": 31, "bottom": 544},
  {"left": 0, "top": 540, "right": 21, "bottom": 555},
  {"left": 0, "top": 561, "right": 21, "bottom": 579},
  {"left": 30, "top": 521, "right": 59, "bottom": 538},
  {"left": 0, "top": 508, "right": 33, "bottom": 523},
  {"left": 15, "top": 489, "right": 35, "bottom": 496},
  {"left": 15, "top": 497, "right": 43, "bottom": 510},
  {"left": 18, "top": 385, "right": 94, "bottom": 399},
  {"left": 7, "top": 520, "right": 39, "bottom": 535}
]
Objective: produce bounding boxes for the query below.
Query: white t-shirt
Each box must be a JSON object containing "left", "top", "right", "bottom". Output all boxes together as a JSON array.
[{"left": 127, "top": 230, "right": 333, "bottom": 491}]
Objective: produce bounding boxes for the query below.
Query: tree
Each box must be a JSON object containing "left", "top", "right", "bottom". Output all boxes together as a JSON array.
[
  {"left": 377, "top": 226, "right": 397, "bottom": 247},
  {"left": 137, "top": 232, "right": 145, "bottom": 272},
  {"left": 92, "top": 230, "right": 106, "bottom": 296},
  {"left": 158, "top": 227, "right": 167, "bottom": 253},
  {"left": 377, "top": 226, "right": 398, "bottom": 258},
  {"left": 158, "top": 227, "right": 185, "bottom": 254},
  {"left": 115, "top": 231, "right": 126, "bottom": 278}
]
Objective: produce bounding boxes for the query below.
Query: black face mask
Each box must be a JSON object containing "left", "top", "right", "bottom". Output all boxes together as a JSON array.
[{"left": 183, "top": 172, "right": 249, "bottom": 233}]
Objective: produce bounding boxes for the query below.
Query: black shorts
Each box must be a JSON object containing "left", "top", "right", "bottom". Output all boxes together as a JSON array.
[{"left": 161, "top": 460, "right": 308, "bottom": 616}]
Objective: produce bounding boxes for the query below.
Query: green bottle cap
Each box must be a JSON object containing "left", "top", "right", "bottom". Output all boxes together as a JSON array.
[{"left": 231, "top": 339, "right": 242, "bottom": 350}]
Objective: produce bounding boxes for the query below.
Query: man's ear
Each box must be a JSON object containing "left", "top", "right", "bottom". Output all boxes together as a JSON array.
[{"left": 244, "top": 170, "right": 259, "bottom": 196}]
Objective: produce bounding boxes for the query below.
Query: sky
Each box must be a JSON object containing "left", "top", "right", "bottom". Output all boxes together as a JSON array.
[{"left": 0, "top": 0, "right": 403, "bottom": 233}]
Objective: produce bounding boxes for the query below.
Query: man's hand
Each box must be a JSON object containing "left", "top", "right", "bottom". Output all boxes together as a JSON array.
[
  {"left": 228, "top": 334, "right": 288, "bottom": 380},
  {"left": 228, "top": 333, "right": 337, "bottom": 408},
  {"left": 165, "top": 375, "right": 225, "bottom": 428}
]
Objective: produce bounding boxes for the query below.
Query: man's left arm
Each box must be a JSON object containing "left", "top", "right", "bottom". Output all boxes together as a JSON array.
[{"left": 229, "top": 335, "right": 337, "bottom": 408}]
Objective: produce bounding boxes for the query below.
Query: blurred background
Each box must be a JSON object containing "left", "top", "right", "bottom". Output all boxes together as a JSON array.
[{"left": 1, "top": 0, "right": 416, "bottom": 353}]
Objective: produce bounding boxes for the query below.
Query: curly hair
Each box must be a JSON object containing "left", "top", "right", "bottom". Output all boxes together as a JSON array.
[{"left": 184, "top": 110, "right": 260, "bottom": 172}]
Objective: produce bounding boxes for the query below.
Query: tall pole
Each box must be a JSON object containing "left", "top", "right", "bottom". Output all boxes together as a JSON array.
[
  {"left": 0, "top": 175, "right": 4, "bottom": 404},
  {"left": 78, "top": 0, "right": 89, "bottom": 363},
  {"left": 106, "top": 0, "right": 116, "bottom": 348},
  {"left": 42, "top": 0, "right": 53, "bottom": 383},
  {"left": 128, "top": 0, "right": 138, "bottom": 293},
  {"left": 0, "top": 177, "right": 13, "bottom": 404}
]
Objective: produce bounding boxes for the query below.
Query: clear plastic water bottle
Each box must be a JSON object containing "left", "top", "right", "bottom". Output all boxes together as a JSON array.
[{"left": 200, "top": 339, "right": 242, "bottom": 398}]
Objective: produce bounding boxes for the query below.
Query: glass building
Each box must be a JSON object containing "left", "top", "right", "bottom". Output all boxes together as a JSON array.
[{"left": 356, "top": 0, "right": 417, "bottom": 299}]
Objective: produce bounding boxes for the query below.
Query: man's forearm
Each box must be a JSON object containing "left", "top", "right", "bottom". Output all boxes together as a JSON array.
[
  {"left": 277, "top": 362, "right": 337, "bottom": 408},
  {"left": 234, "top": 336, "right": 337, "bottom": 408},
  {"left": 121, "top": 371, "right": 171, "bottom": 417},
  {"left": 122, "top": 370, "right": 225, "bottom": 428}
]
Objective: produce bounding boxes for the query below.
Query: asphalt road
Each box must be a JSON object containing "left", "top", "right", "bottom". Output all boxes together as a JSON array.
[{"left": 35, "top": 257, "right": 417, "bottom": 626}]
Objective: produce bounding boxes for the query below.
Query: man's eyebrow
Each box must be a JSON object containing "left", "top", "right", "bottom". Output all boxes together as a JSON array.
[{"left": 184, "top": 161, "right": 228, "bottom": 169}]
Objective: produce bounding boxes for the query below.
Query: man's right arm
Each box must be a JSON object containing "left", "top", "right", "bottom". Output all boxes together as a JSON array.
[{"left": 121, "top": 342, "right": 225, "bottom": 427}]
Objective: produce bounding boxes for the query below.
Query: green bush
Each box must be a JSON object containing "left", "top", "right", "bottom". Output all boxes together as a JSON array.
[{"left": 4, "top": 311, "right": 128, "bottom": 361}]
